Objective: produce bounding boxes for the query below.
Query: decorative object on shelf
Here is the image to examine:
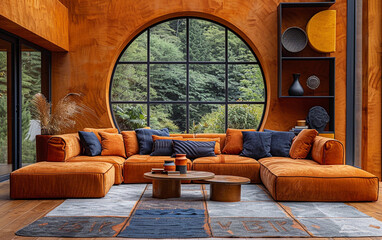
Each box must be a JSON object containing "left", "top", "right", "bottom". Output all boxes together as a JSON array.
[
  {"left": 306, "top": 10, "right": 336, "bottom": 53},
  {"left": 306, "top": 75, "right": 320, "bottom": 90},
  {"left": 281, "top": 27, "right": 308, "bottom": 53},
  {"left": 288, "top": 73, "right": 304, "bottom": 96},
  {"left": 306, "top": 106, "right": 330, "bottom": 132},
  {"left": 175, "top": 154, "right": 188, "bottom": 174},
  {"left": 31, "top": 93, "right": 94, "bottom": 135},
  {"left": 163, "top": 160, "right": 176, "bottom": 172},
  {"left": 296, "top": 120, "right": 307, "bottom": 126}
]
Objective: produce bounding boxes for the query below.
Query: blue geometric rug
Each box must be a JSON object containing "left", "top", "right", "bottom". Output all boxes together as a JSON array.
[{"left": 15, "top": 184, "right": 382, "bottom": 238}]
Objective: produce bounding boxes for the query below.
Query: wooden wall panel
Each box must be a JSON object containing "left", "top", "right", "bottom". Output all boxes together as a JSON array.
[
  {"left": 362, "top": 0, "right": 382, "bottom": 178},
  {"left": 51, "top": 0, "right": 347, "bottom": 146},
  {"left": 0, "top": 0, "right": 69, "bottom": 51}
]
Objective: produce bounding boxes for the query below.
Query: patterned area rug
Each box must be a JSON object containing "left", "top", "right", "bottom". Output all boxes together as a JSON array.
[{"left": 16, "top": 184, "right": 382, "bottom": 238}]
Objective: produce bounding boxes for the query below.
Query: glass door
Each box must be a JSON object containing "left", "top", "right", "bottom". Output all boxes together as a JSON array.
[
  {"left": 21, "top": 44, "right": 42, "bottom": 165},
  {"left": 0, "top": 38, "right": 12, "bottom": 177}
]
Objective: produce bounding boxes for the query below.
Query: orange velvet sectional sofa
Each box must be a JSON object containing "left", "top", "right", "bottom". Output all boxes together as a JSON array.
[{"left": 12, "top": 128, "right": 379, "bottom": 201}]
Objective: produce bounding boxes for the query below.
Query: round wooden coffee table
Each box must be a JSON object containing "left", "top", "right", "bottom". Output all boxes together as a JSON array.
[
  {"left": 144, "top": 171, "right": 215, "bottom": 199},
  {"left": 204, "top": 175, "right": 250, "bottom": 202}
]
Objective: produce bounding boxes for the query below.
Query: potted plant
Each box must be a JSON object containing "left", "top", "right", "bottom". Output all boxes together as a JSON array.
[{"left": 31, "top": 93, "right": 92, "bottom": 162}]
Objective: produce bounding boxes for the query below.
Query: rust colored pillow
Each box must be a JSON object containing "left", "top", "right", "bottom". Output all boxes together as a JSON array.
[
  {"left": 152, "top": 135, "right": 183, "bottom": 141},
  {"left": 99, "top": 132, "right": 127, "bottom": 158},
  {"left": 182, "top": 138, "right": 221, "bottom": 155},
  {"left": 289, "top": 129, "right": 318, "bottom": 159},
  {"left": 83, "top": 128, "right": 118, "bottom": 143},
  {"left": 121, "top": 131, "right": 139, "bottom": 157},
  {"left": 222, "top": 128, "right": 256, "bottom": 154}
]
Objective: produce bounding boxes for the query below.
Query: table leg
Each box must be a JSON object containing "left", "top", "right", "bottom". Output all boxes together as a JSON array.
[
  {"left": 210, "top": 183, "right": 241, "bottom": 202},
  {"left": 152, "top": 179, "right": 181, "bottom": 198}
]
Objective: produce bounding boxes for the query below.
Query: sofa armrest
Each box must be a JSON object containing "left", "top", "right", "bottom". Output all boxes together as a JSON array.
[
  {"left": 46, "top": 133, "right": 81, "bottom": 162},
  {"left": 311, "top": 136, "right": 344, "bottom": 165}
]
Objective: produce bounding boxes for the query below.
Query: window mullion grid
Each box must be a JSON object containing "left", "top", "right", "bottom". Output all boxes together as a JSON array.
[
  {"left": 186, "top": 18, "right": 190, "bottom": 133},
  {"left": 147, "top": 29, "right": 150, "bottom": 127},
  {"left": 224, "top": 28, "right": 229, "bottom": 130}
]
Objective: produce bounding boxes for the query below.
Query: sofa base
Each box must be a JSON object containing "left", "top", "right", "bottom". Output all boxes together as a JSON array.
[
  {"left": 10, "top": 162, "right": 115, "bottom": 199},
  {"left": 259, "top": 157, "right": 379, "bottom": 202}
]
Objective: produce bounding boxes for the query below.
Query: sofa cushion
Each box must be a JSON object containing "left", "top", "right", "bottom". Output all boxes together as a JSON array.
[
  {"left": 67, "top": 155, "right": 126, "bottom": 184},
  {"left": 181, "top": 138, "right": 221, "bottom": 155},
  {"left": 173, "top": 140, "right": 216, "bottom": 159},
  {"left": 192, "top": 155, "right": 261, "bottom": 183},
  {"left": 264, "top": 129, "right": 295, "bottom": 157},
  {"left": 10, "top": 162, "right": 115, "bottom": 199},
  {"left": 78, "top": 131, "right": 102, "bottom": 156},
  {"left": 83, "top": 127, "right": 118, "bottom": 142},
  {"left": 311, "top": 136, "right": 344, "bottom": 165},
  {"left": 124, "top": 155, "right": 192, "bottom": 183},
  {"left": 99, "top": 132, "right": 127, "bottom": 158},
  {"left": 195, "top": 134, "right": 226, "bottom": 152},
  {"left": 259, "top": 157, "right": 379, "bottom": 201},
  {"left": 152, "top": 135, "right": 183, "bottom": 141},
  {"left": 121, "top": 131, "right": 139, "bottom": 157},
  {"left": 150, "top": 139, "right": 173, "bottom": 156},
  {"left": 135, "top": 128, "right": 170, "bottom": 155},
  {"left": 289, "top": 129, "right": 318, "bottom": 159},
  {"left": 222, "top": 128, "right": 255, "bottom": 155},
  {"left": 240, "top": 131, "right": 272, "bottom": 159}
]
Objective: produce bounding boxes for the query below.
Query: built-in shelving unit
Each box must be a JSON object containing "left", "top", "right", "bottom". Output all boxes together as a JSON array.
[{"left": 278, "top": 1, "right": 336, "bottom": 133}]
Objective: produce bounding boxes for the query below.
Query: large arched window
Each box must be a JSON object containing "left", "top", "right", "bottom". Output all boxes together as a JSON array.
[{"left": 110, "top": 17, "right": 266, "bottom": 133}]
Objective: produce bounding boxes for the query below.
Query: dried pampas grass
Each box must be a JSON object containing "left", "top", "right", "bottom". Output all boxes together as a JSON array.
[{"left": 31, "top": 93, "right": 94, "bottom": 135}]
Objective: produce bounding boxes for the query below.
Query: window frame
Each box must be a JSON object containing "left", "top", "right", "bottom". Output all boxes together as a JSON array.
[{"left": 109, "top": 17, "right": 267, "bottom": 133}]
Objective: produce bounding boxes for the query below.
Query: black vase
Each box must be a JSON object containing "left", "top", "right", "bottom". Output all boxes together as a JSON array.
[{"left": 288, "top": 73, "right": 304, "bottom": 96}]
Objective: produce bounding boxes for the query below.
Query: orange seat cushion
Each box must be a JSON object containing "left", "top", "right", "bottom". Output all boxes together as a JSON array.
[
  {"left": 67, "top": 155, "right": 125, "bottom": 184},
  {"left": 259, "top": 157, "right": 379, "bottom": 202},
  {"left": 124, "top": 155, "right": 192, "bottom": 183},
  {"left": 10, "top": 162, "right": 115, "bottom": 199},
  {"left": 192, "top": 154, "right": 261, "bottom": 183},
  {"left": 289, "top": 129, "right": 318, "bottom": 159},
  {"left": 99, "top": 132, "right": 127, "bottom": 158},
  {"left": 83, "top": 128, "right": 118, "bottom": 142},
  {"left": 222, "top": 128, "right": 255, "bottom": 155}
]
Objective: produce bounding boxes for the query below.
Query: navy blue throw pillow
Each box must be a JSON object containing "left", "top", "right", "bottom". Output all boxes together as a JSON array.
[
  {"left": 150, "top": 139, "right": 173, "bottom": 156},
  {"left": 240, "top": 131, "right": 272, "bottom": 159},
  {"left": 172, "top": 140, "right": 216, "bottom": 159},
  {"left": 78, "top": 131, "right": 102, "bottom": 156},
  {"left": 135, "top": 128, "right": 170, "bottom": 155},
  {"left": 264, "top": 129, "right": 295, "bottom": 157}
]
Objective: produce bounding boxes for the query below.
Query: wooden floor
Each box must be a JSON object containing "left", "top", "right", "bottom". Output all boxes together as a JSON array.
[{"left": 0, "top": 180, "right": 381, "bottom": 240}]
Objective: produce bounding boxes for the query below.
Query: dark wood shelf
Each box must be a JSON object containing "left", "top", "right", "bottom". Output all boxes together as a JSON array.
[
  {"left": 278, "top": 2, "right": 336, "bottom": 133},
  {"left": 279, "top": 96, "right": 334, "bottom": 99}
]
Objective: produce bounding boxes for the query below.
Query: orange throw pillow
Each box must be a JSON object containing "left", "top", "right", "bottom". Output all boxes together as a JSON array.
[
  {"left": 99, "top": 132, "right": 127, "bottom": 158},
  {"left": 121, "top": 131, "right": 139, "bottom": 157},
  {"left": 152, "top": 135, "right": 183, "bottom": 141},
  {"left": 83, "top": 128, "right": 118, "bottom": 142},
  {"left": 222, "top": 128, "right": 256, "bottom": 154},
  {"left": 289, "top": 129, "right": 318, "bottom": 159},
  {"left": 182, "top": 138, "right": 221, "bottom": 155}
]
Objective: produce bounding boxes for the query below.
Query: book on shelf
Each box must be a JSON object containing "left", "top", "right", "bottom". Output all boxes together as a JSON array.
[{"left": 294, "top": 125, "right": 308, "bottom": 129}]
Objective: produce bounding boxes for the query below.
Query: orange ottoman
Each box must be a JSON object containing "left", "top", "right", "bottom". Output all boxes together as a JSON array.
[
  {"left": 10, "top": 162, "right": 115, "bottom": 199},
  {"left": 259, "top": 157, "right": 379, "bottom": 202}
]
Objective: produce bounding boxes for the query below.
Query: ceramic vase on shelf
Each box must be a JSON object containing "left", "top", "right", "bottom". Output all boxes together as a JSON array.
[
  {"left": 163, "top": 160, "right": 176, "bottom": 172},
  {"left": 288, "top": 73, "right": 304, "bottom": 96},
  {"left": 175, "top": 154, "right": 188, "bottom": 174}
]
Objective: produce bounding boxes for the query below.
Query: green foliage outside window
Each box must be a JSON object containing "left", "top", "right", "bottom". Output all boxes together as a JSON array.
[{"left": 111, "top": 18, "right": 266, "bottom": 133}]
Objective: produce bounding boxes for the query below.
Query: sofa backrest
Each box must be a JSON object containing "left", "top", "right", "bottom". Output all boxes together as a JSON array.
[
  {"left": 195, "top": 133, "right": 226, "bottom": 152},
  {"left": 311, "top": 136, "right": 344, "bottom": 165}
]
